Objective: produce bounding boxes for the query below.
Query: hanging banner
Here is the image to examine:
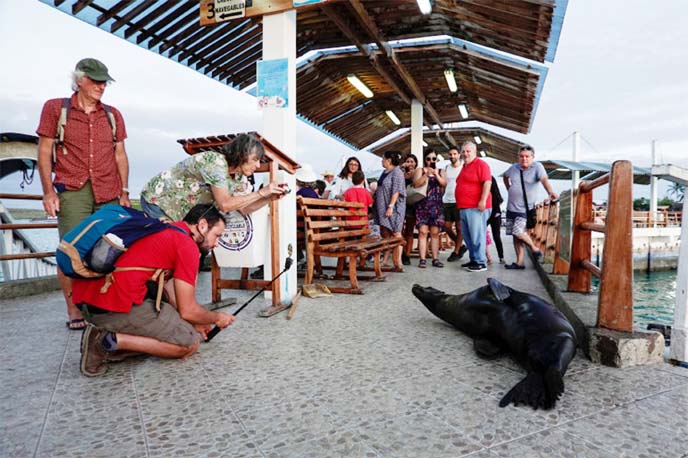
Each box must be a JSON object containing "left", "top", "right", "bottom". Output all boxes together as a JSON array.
[{"left": 257, "top": 58, "right": 289, "bottom": 109}]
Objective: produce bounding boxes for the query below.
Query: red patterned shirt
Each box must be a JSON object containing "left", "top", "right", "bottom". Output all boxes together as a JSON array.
[{"left": 36, "top": 93, "right": 127, "bottom": 203}]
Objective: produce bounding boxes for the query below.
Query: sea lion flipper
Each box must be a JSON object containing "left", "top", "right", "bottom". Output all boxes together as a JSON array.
[
  {"left": 473, "top": 338, "right": 502, "bottom": 359},
  {"left": 487, "top": 277, "right": 512, "bottom": 302}
]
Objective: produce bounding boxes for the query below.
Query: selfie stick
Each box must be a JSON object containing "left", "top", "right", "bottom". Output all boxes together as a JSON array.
[{"left": 205, "top": 257, "right": 294, "bottom": 342}]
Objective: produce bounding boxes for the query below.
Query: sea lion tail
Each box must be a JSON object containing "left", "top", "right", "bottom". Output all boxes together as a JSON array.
[{"left": 499, "top": 368, "right": 564, "bottom": 410}]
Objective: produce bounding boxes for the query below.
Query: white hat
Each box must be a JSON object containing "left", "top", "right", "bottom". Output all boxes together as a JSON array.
[
  {"left": 322, "top": 170, "right": 335, "bottom": 177},
  {"left": 295, "top": 164, "right": 318, "bottom": 183}
]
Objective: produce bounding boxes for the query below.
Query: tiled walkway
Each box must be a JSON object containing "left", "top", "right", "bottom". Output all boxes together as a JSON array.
[{"left": 2, "top": 244, "right": 687, "bottom": 457}]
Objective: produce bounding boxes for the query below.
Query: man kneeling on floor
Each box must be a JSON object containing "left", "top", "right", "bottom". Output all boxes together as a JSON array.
[{"left": 73, "top": 203, "right": 235, "bottom": 377}]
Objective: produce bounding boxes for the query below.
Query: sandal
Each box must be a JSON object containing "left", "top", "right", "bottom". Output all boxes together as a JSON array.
[
  {"left": 418, "top": 259, "right": 427, "bottom": 268},
  {"left": 66, "top": 318, "right": 87, "bottom": 330},
  {"left": 431, "top": 259, "right": 444, "bottom": 268},
  {"left": 504, "top": 262, "right": 526, "bottom": 270}
]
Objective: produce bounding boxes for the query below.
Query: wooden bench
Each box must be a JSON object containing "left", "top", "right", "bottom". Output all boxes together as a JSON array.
[{"left": 297, "top": 196, "right": 405, "bottom": 294}]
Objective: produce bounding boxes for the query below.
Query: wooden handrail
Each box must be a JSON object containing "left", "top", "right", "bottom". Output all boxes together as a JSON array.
[
  {"left": 568, "top": 160, "right": 633, "bottom": 332},
  {"left": 0, "top": 252, "right": 56, "bottom": 261},
  {"left": 0, "top": 193, "right": 44, "bottom": 200},
  {"left": 0, "top": 223, "right": 57, "bottom": 230}
]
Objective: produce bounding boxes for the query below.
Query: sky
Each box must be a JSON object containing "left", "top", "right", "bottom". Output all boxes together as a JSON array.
[{"left": 1, "top": 0, "right": 687, "bottom": 205}]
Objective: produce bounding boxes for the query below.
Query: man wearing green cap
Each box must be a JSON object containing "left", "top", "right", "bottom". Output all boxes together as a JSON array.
[{"left": 37, "top": 57, "right": 131, "bottom": 331}]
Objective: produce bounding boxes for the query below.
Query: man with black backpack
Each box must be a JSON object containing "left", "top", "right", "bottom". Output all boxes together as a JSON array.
[
  {"left": 36, "top": 58, "right": 131, "bottom": 331},
  {"left": 73, "top": 204, "right": 235, "bottom": 377}
]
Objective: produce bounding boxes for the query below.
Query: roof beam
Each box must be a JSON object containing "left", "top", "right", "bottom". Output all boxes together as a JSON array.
[{"left": 346, "top": 0, "right": 446, "bottom": 130}]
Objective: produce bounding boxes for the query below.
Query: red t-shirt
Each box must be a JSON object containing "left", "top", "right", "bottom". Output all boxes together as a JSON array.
[
  {"left": 343, "top": 187, "right": 373, "bottom": 227},
  {"left": 455, "top": 158, "right": 492, "bottom": 209},
  {"left": 72, "top": 222, "right": 199, "bottom": 313},
  {"left": 36, "top": 93, "right": 127, "bottom": 203}
]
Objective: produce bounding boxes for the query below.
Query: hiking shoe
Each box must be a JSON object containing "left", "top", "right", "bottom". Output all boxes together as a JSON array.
[
  {"left": 447, "top": 252, "right": 461, "bottom": 262},
  {"left": 466, "top": 263, "right": 487, "bottom": 272},
  {"left": 401, "top": 254, "right": 411, "bottom": 266},
  {"left": 80, "top": 325, "right": 108, "bottom": 377},
  {"left": 458, "top": 244, "right": 468, "bottom": 259},
  {"left": 505, "top": 262, "right": 526, "bottom": 270},
  {"left": 105, "top": 350, "right": 140, "bottom": 363}
]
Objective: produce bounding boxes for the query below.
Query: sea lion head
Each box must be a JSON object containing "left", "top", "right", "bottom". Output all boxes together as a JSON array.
[{"left": 412, "top": 284, "right": 445, "bottom": 309}]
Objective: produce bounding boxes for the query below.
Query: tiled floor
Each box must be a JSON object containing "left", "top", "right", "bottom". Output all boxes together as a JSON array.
[{"left": 2, "top": 248, "right": 687, "bottom": 458}]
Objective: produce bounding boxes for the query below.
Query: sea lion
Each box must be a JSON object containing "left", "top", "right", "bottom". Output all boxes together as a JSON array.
[{"left": 412, "top": 278, "right": 577, "bottom": 410}]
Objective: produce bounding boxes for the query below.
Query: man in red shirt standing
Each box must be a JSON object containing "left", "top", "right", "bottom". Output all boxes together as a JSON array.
[
  {"left": 37, "top": 58, "right": 131, "bottom": 331},
  {"left": 73, "top": 204, "right": 235, "bottom": 377},
  {"left": 455, "top": 141, "right": 492, "bottom": 272}
]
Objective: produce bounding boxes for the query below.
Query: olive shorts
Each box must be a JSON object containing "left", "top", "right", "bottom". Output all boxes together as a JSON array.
[
  {"left": 57, "top": 181, "right": 118, "bottom": 238},
  {"left": 82, "top": 298, "right": 200, "bottom": 347}
]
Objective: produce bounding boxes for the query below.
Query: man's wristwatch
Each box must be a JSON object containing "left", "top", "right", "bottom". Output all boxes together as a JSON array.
[{"left": 122, "top": 187, "right": 130, "bottom": 194}]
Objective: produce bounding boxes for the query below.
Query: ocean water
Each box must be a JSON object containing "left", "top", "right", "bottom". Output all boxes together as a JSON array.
[{"left": 593, "top": 270, "right": 678, "bottom": 330}]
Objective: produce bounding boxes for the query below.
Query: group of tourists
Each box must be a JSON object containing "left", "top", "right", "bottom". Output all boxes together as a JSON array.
[{"left": 37, "top": 57, "right": 558, "bottom": 378}]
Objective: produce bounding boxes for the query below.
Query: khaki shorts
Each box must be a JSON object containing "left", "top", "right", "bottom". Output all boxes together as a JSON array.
[
  {"left": 57, "top": 181, "right": 118, "bottom": 238},
  {"left": 81, "top": 298, "right": 200, "bottom": 347},
  {"left": 443, "top": 203, "right": 460, "bottom": 222}
]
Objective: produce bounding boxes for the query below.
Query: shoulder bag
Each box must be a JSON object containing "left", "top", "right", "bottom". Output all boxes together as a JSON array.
[{"left": 519, "top": 170, "right": 537, "bottom": 229}]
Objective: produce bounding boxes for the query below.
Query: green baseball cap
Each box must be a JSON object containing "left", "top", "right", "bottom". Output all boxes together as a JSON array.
[{"left": 75, "top": 58, "right": 115, "bottom": 82}]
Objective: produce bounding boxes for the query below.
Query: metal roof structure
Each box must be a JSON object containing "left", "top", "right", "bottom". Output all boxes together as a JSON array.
[
  {"left": 42, "top": 0, "right": 567, "bottom": 155},
  {"left": 0, "top": 133, "right": 38, "bottom": 182},
  {"left": 369, "top": 125, "right": 528, "bottom": 164},
  {"left": 541, "top": 159, "right": 652, "bottom": 185}
]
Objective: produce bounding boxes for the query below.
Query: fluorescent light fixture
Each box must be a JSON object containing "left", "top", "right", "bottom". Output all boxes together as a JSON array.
[
  {"left": 347, "top": 74, "right": 373, "bottom": 98},
  {"left": 479, "top": 150, "right": 487, "bottom": 158},
  {"left": 474, "top": 135, "right": 482, "bottom": 144},
  {"left": 422, "top": 140, "right": 428, "bottom": 147},
  {"left": 385, "top": 110, "right": 401, "bottom": 125},
  {"left": 443, "top": 69, "right": 458, "bottom": 93},
  {"left": 416, "top": 0, "right": 432, "bottom": 14},
  {"left": 458, "top": 103, "right": 469, "bottom": 119}
]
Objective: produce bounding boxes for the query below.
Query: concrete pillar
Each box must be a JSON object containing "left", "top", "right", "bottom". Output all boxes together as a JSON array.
[
  {"left": 650, "top": 140, "right": 658, "bottom": 227},
  {"left": 669, "top": 194, "right": 688, "bottom": 363},
  {"left": 261, "top": 10, "right": 297, "bottom": 304},
  {"left": 410, "top": 99, "right": 423, "bottom": 164}
]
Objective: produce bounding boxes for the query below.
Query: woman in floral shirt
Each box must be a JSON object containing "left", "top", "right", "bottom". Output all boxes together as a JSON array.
[{"left": 141, "top": 134, "right": 286, "bottom": 221}]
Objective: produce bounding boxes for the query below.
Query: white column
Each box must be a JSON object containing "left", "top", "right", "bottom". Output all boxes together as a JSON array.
[
  {"left": 410, "top": 99, "right": 423, "bottom": 164},
  {"left": 261, "top": 10, "right": 297, "bottom": 304},
  {"left": 572, "top": 130, "right": 580, "bottom": 194},
  {"left": 650, "top": 139, "right": 658, "bottom": 227},
  {"left": 670, "top": 194, "right": 688, "bottom": 363}
]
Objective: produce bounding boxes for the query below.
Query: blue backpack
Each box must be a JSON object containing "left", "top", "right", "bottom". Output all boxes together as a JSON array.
[{"left": 57, "top": 204, "right": 183, "bottom": 279}]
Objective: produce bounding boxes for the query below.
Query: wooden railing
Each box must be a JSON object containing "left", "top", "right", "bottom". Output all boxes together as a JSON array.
[
  {"left": 558, "top": 161, "right": 634, "bottom": 332},
  {"left": 593, "top": 209, "right": 682, "bottom": 228},
  {"left": 0, "top": 193, "right": 57, "bottom": 262}
]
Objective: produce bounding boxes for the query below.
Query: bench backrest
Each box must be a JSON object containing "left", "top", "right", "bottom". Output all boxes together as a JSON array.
[{"left": 297, "top": 196, "right": 371, "bottom": 247}]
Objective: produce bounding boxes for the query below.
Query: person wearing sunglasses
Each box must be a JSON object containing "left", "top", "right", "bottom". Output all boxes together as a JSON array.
[{"left": 412, "top": 150, "right": 447, "bottom": 268}]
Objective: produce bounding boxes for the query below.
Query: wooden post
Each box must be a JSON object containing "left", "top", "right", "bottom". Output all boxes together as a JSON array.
[
  {"left": 597, "top": 161, "right": 633, "bottom": 331},
  {"left": 567, "top": 184, "right": 592, "bottom": 293}
]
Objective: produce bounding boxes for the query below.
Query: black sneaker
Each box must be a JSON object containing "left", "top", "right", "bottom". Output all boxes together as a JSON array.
[
  {"left": 466, "top": 263, "right": 487, "bottom": 272},
  {"left": 447, "top": 252, "right": 460, "bottom": 262},
  {"left": 461, "top": 261, "right": 473, "bottom": 268},
  {"left": 401, "top": 254, "right": 411, "bottom": 266},
  {"left": 458, "top": 244, "right": 468, "bottom": 259}
]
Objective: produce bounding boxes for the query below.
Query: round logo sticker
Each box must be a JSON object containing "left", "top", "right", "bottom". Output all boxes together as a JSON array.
[{"left": 218, "top": 211, "right": 253, "bottom": 251}]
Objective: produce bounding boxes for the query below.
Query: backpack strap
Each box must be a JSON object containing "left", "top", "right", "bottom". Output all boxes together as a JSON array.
[
  {"left": 100, "top": 267, "right": 170, "bottom": 313},
  {"left": 53, "top": 98, "right": 117, "bottom": 162}
]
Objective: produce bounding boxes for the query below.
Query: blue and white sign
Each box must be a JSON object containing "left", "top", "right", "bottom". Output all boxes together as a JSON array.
[
  {"left": 257, "top": 58, "right": 288, "bottom": 109},
  {"left": 293, "top": 0, "right": 324, "bottom": 6}
]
